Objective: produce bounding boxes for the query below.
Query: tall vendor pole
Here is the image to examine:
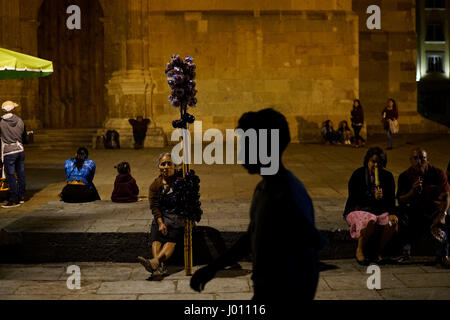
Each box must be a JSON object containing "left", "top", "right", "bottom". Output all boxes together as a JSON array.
[{"left": 166, "top": 55, "right": 199, "bottom": 276}]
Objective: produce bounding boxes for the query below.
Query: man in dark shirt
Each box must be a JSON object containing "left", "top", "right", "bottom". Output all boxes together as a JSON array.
[
  {"left": 190, "top": 109, "right": 326, "bottom": 302},
  {"left": 129, "top": 116, "right": 151, "bottom": 149},
  {"left": 397, "top": 148, "right": 450, "bottom": 267}
]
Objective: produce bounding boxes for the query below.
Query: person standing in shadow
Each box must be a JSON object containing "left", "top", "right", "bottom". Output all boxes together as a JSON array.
[
  {"left": 351, "top": 99, "right": 365, "bottom": 148},
  {"left": 190, "top": 108, "right": 326, "bottom": 302},
  {"left": 129, "top": 116, "right": 151, "bottom": 150}
]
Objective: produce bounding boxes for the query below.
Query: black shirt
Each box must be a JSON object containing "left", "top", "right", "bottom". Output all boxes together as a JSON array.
[{"left": 344, "top": 167, "right": 396, "bottom": 217}]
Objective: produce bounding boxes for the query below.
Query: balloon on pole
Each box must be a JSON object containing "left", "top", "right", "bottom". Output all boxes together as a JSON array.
[{"left": 165, "top": 55, "right": 202, "bottom": 276}]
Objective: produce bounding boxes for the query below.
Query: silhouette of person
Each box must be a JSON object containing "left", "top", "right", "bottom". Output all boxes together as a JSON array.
[
  {"left": 190, "top": 108, "right": 326, "bottom": 302},
  {"left": 129, "top": 116, "right": 150, "bottom": 149}
]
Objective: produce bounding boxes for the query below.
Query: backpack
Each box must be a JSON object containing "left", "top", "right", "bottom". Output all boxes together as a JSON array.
[{"left": 104, "top": 130, "right": 120, "bottom": 149}]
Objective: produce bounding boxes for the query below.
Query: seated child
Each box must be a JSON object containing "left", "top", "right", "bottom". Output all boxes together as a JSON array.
[
  {"left": 111, "top": 162, "right": 139, "bottom": 203},
  {"left": 338, "top": 120, "right": 353, "bottom": 145}
]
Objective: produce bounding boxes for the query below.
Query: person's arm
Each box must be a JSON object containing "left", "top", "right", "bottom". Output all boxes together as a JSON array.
[
  {"left": 436, "top": 168, "right": 450, "bottom": 193},
  {"left": 64, "top": 160, "right": 72, "bottom": 180},
  {"left": 190, "top": 230, "right": 251, "bottom": 292},
  {"left": 431, "top": 192, "right": 450, "bottom": 238},
  {"left": 209, "top": 231, "right": 251, "bottom": 270},
  {"left": 344, "top": 170, "right": 362, "bottom": 216},
  {"left": 87, "top": 161, "right": 96, "bottom": 184},
  {"left": 22, "top": 124, "right": 28, "bottom": 144},
  {"left": 149, "top": 181, "right": 163, "bottom": 223},
  {"left": 398, "top": 173, "right": 419, "bottom": 205},
  {"left": 431, "top": 170, "right": 450, "bottom": 223}
]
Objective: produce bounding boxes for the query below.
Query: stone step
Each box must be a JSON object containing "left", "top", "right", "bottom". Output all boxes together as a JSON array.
[
  {"left": 0, "top": 200, "right": 437, "bottom": 264},
  {"left": 26, "top": 129, "right": 99, "bottom": 150},
  {"left": 31, "top": 139, "right": 94, "bottom": 144}
]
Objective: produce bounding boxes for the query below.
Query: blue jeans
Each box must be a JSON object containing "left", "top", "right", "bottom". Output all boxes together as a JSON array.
[
  {"left": 4, "top": 152, "right": 26, "bottom": 203},
  {"left": 387, "top": 129, "right": 392, "bottom": 148}
]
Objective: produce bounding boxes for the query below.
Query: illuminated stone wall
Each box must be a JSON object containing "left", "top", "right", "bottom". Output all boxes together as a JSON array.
[
  {"left": 148, "top": 7, "right": 359, "bottom": 142},
  {"left": 0, "top": 0, "right": 446, "bottom": 146},
  {"left": 352, "top": 0, "right": 449, "bottom": 133}
]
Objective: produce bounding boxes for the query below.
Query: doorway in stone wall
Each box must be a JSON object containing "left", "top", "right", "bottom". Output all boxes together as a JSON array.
[{"left": 38, "top": 0, "right": 105, "bottom": 129}]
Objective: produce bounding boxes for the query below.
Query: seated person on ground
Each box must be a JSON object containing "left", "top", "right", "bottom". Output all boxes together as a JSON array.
[
  {"left": 396, "top": 148, "right": 450, "bottom": 267},
  {"left": 111, "top": 162, "right": 139, "bottom": 203},
  {"left": 138, "top": 153, "right": 185, "bottom": 277},
  {"left": 344, "top": 147, "right": 398, "bottom": 264},
  {"left": 129, "top": 116, "right": 151, "bottom": 149},
  {"left": 337, "top": 120, "right": 353, "bottom": 145},
  {"left": 321, "top": 120, "right": 340, "bottom": 145},
  {"left": 61, "top": 147, "right": 101, "bottom": 203}
]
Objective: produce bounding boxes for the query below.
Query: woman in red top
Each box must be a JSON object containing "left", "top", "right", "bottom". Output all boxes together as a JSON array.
[{"left": 381, "top": 98, "right": 399, "bottom": 150}]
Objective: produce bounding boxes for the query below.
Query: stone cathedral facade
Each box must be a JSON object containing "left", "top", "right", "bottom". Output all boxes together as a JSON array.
[{"left": 0, "top": 0, "right": 448, "bottom": 147}]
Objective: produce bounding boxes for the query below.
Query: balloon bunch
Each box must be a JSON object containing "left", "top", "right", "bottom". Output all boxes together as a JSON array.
[
  {"left": 166, "top": 55, "right": 198, "bottom": 129},
  {"left": 171, "top": 169, "right": 203, "bottom": 223}
]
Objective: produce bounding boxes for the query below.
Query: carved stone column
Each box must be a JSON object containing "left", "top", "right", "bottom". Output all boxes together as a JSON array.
[
  {"left": 20, "top": 19, "right": 42, "bottom": 130},
  {"left": 101, "top": 0, "right": 166, "bottom": 148}
]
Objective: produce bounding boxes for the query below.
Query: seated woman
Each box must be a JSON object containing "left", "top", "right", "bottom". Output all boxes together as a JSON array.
[
  {"left": 138, "top": 153, "right": 186, "bottom": 276},
  {"left": 61, "top": 147, "right": 101, "bottom": 203},
  {"left": 321, "top": 120, "right": 340, "bottom": 145},
  {"left": 343, "top": 147, "right": 398, "bottom": 264},
  {"left": 337, "top": 120, "right": 353, "bottom": 145}
]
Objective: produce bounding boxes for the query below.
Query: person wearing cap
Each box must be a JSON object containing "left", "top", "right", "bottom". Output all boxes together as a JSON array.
[{"left": 0, "top": 101, "right": 26, "bottom": 208}]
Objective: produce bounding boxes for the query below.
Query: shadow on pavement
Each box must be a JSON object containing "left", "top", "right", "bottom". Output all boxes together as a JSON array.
[{"left": 0, "top": 167, "right": 65, "bottom": 202}]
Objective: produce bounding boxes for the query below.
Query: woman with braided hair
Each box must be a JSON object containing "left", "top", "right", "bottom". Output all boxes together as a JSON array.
[
  {"left": 138, "top": 153, "right": 186, "bottom": 277},
  {"left": 60, "top": 147, "right": 100, "bottom": 203}
]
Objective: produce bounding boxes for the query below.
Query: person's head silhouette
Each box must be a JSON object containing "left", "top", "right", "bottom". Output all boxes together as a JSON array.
[{"left": 237, "top": 108, "right": 290, "bottom": 176}]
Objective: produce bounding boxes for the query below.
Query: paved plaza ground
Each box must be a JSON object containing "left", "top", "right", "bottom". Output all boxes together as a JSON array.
[
  {"left": 1, "top": 133, "right": 449, "bottom": 231},
  {"left": 0, "top": 133, "right": 449, "bottom": 299},
  {"left": 0, "top": 259, "right": 449, "bottom": 300}
]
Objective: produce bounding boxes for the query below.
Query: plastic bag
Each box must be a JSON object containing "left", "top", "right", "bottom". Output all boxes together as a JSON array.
[{"left": 389, "top": 119, "right": 399, "bottom": 134}]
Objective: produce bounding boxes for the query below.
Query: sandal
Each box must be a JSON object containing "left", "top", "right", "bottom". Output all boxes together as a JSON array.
[{"left": 138, "top": 256, "right": 157, "bottom": 273}]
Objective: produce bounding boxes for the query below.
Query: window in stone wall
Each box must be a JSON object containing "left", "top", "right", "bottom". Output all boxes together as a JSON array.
[
  {"left": 426, "top": 23, "right": 445, "bottom": 41},
  {"left": 426, "top": 52, "right": 445, "bottom": 73},
  {"left": 425, "top": 0, "right": 446, "bottom": 9}
]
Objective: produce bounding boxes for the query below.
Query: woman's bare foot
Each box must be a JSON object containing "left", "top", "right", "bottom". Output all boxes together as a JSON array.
[{"left": 356, "top": 247, "right": 365, "bottom": 263}]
